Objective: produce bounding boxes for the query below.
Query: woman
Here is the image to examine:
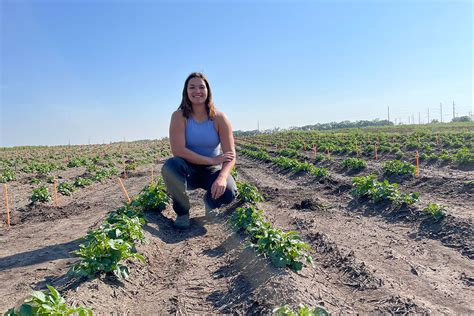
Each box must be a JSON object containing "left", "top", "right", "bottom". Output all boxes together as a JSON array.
[{"left": 161, "top": 72, "right": 237, "bottom": 228}]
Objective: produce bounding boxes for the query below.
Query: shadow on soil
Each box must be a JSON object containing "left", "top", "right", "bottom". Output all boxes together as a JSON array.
[
  {"left": 205, "top": 232, "right": 283, "bottom": 314},
  {"left": 143, "top": 212, "right": 207, "bottom": 244},
  {"left": 0, "top": 238, "right": 82, "bottom": 272}
]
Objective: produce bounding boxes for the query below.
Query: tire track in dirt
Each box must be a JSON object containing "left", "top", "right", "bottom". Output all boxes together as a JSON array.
[{"left": 237, "top": 156, "right": 473, "bottom": 313}]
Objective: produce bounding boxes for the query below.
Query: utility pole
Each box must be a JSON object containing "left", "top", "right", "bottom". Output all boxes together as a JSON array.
[
  {"left": 440, "top": 103, "right": 443, "bottom": 123},
  {"left": 412, "top": 113, "right": 415, "bottom": 124},
  {"left": 387, "top": 106, "right": 390, "bottom": 122},
  {"left": 453, "top": 101, "right": 455, "bottom": 120},
  {"left": 427, "top": 108, "right": 430, "bottom": 123},
  {"left": 257, "top": 120, "right": 260, "bottom": 131},
  {"left": 418, "top": 112, "right": 421, "bottom": 124}
]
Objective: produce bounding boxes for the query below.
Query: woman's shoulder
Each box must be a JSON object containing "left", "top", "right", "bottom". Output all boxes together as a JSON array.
[
  {"left": 171, "top": 109, "right": 186, "bottom": 119},
  {"left": 213, "top": 111, "right": 232, "bottom": 132},
  {"left": 214, "top": 110, "right": 229, "bottom": 122}
]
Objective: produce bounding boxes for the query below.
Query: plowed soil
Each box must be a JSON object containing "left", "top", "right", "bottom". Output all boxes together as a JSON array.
[{"left": 0, "top": 156, "right": 472, "bottom": 314}]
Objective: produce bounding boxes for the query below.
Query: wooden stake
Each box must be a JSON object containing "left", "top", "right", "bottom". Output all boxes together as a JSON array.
[
  {"left": 416, "top": 151, "right": 420, "bottom": 177},
  {"left": 374, "top": 143, "right": 378, "bottom": 160},
  {"left": 326, "top": 149, "right": 330, "bottom": 159},
  {"left": 53, "top": 176, "right": 58, "bottom": 207},
  {"left": 313, "top": 144, "right": 317, "bottom": 159},
  {"left": 118, "top": 177, "right": 131, "bottom": 203},
  {"left": 4, "top": 184, "right": 10, "bottom": 228}
]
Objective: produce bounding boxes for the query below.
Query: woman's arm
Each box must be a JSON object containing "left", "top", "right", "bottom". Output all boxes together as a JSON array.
[
  {"left": 169, "top": 110, "right": 234, "bottom": 165},
  {"left": 210, "top": 111, "right": 236, "bottom": 199},
  {"left": 215, "top": 111, "right": 236, "bottom": 179}
]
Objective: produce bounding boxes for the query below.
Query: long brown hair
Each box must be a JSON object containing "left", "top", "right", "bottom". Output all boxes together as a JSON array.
[{"left": 179, "top": 72, "right": 216, "bottom": 119}]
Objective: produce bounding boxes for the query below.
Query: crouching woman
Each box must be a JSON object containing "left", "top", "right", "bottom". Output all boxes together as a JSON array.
[{"left": 161, "top": 72, "right": 237, "bottom": 228}]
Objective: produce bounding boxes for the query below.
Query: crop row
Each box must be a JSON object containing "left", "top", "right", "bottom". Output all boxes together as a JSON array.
[
  {"left": 70, "top": 179, "right": 169, "bottom": 279},
  {"left": 237, "top": 128, "right": 474, "bottom": 166},
  {"left": 0, "top": 140, "right": 172, "bottom": 184},
  {"left": 238, "top": 146, "right": 446, "bottom": 221}
]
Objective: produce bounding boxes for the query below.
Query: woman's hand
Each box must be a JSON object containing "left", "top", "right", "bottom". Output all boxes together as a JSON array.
[
  {"left": 211, "top": 176, "right": 227, "bottom": 200},
  {"left": 211, "top": 151, "right": 235, "bottom": 165}
]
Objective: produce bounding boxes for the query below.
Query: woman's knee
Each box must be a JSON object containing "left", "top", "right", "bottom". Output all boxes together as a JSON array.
[
  {"left": 162, "top": 157, "right": 187, "bottom": 179},
  {"left": 221, "top": 184, "right": 237, "bottom": 204}
]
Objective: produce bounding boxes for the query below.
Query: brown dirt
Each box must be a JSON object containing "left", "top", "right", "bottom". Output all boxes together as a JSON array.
[
  {"left": 0, "top": 157, "right": 472, "bottom": 314},
  {"left": 235, "top": 155, "right": 473, "bottom": 313}
]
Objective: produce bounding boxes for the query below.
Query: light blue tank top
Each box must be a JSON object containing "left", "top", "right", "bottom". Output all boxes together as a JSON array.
[{"left": 185, "top": 116, "right": 221, "bottom": 158}]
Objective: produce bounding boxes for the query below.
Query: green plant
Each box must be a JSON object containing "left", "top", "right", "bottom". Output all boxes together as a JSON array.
[
  {"left": 69, "top": 226, "right": 145, "bottom": 279},
  {"left": 271, "top": 156, "right": 327, "bottom": 178},
  {"left": 132, "top": 179, "right": 169, "bottom": 212},
  {"left": 58, "top": 182, "right": 75, "bottom": 196},
  {"left": 231, "top": 205, "right": 313, "bottom": 271},
  {"left": 455, "top": 147, "right": 474, "bottom": 165},
  {"left": 91, "top": 167, "right": 119, "bottom": 182},
  {"left": 74, "top": 176, "right": 93, "bottom": 187},
  {"left": 383, "top": 160, "right": 416, "bottom": 176},
  {"left": 352, "top": 175, "right": 419, "bottom": 205},
  {"left": 125, "top": 162, "right": 138, "bottom": 171},
  {"left": 104, "top": 213, "right": 146, "bottom": 244},
  {"left": 237, "top": 182, "right": 264, "bottom": 204},
  {"left": 341, "top": 158, "right": 367, "bottom": 171},
  {"left": 67, "top": 157, "right": 89, "bottom": 168},
  {"left": 0, "top": 169, "right": 16, "bottom": 183},
  {"left": 394, "top": 150, "right": 404, "bottom": 159},
  {"left": 30, "top": 185, "right": 52, "bottom": 203},
  {"left": 423, "top": 203, "right": 446, "bottom": 221},
  {"left": 273, "top": 304, "right": 329, "bottom": 316},
  {"left": 4, "top": 285, "right": 92, "bottom": 316},
  {"left": 231, "top": 167, "right": 238, "bottom": 179},
  {"left": 30, "top": 177, "right": 41, "bottom": 184}
]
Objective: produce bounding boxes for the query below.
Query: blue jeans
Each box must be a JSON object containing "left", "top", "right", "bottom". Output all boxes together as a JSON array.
[{"left": 161, "top": 157, "right": 237, "bottom": 216}]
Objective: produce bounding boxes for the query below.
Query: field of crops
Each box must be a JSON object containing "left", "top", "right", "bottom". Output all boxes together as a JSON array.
[{"left": 0, "top": 123, "right": 473, "bottom": 314}]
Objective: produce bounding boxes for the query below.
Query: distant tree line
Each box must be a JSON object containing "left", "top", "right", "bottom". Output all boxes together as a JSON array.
[
  {"left": 451, "top": 116, "right": 472, "bottom": 123},
  {"left": 234, "top": 119, "right": 393, "bottom": 136}
]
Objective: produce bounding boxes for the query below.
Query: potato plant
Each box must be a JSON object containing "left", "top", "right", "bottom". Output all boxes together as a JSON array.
[
  {"left": 4, "top": 285, "right": 92, "bottom": 316},
  {"left": 423, "top": 203, "right": 446, "bottom": 221},
  {"left": 0, "top": 169, "right": 16, "bottom": 183},
  {"left": 383, "top": 160, "right": 416, "bottom": 176},
  {"left": 352, "top": 175, "right": 419, "bottom": 205},
  {"left": 74, "top": 176, "right": 93, "bottom": 187},
  {"left": 69, "top": 223, "right": 145, "bottom": 279},
  {"left": 341, "top": 158, "right": 367, "bottom": 171},
  {"left": 231, "top": 204, "right": 313, "bottom": 272},
  {"left": 455, "top": 147, "right": 474, "bottom": 165},
  {"left": 58, "top": 182, "right": 75, "bottom": 196},
  {"left": 30, "top": 185, "right": 52, "bottom": 203},
  {"left": 273, "top": 304, "right": 329, "bottom": 316},
  {"left": 237, "top": 182, "right": 264, "bottom": 204},
  {"left": 132, "top": 179, "right": 169, "bottom": 212},
  {"left": 271, "top": 156, "right": 328, "bottom": 178}
]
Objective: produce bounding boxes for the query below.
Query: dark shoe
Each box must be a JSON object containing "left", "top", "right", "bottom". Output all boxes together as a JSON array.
[
  {"left": 174, "top": 214, "right": 190, "bottom": 228},
  {"left": 205, "top": 202, "right": 218, "bottom": 219}
]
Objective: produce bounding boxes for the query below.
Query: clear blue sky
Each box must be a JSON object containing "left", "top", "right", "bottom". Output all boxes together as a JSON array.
[{"left": 1, "top": 0, "right": 472, "bottom": 147}]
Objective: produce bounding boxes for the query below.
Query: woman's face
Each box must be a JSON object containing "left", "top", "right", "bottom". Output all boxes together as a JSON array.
[{"left": 187, "top": 77, "right": 208, "bottom": 106}]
